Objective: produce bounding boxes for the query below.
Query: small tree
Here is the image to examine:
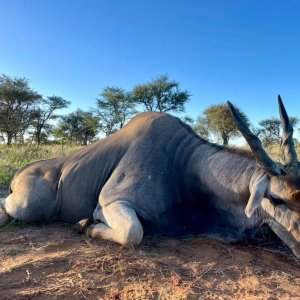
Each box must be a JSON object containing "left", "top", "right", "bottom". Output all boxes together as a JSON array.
[
  {"left": 0, "top": 74, "right": 41, "bottom": 145},
  {"left": 54, "top": 109, "right": 99, "bottom": 145},
  {"left": 194, "top": 116, "right": 209, "bottom": 139},
  {"left": 180, "top": 116, "right": 210, "bottom": 139},
  {"left": 132, "top": 74, "right": 190, "bottom": 113},
  {"left": 80, "top": 112, "right": 100, "bottom": 145},
  {"left": 258, "top": 117, "right": 299, "bottom": 147},
  {"left": 196, "top": 103, "right": 250, "bottom": 145},
  {"left": 30, "top": 96, "right": 70, "bottom": 145},
  {"left": 95, "top": 86, "right": 136, "bottom": 136},
  {"left": 53, "top": 123, "right": 70, "bottom": 147}
]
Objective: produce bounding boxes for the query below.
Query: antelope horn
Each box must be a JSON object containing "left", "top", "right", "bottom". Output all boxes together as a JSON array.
[
  {"left": 227, "top": 101, "right": 282, "bottom": 176},
  {"left": 278, "top": 95, "right": 299, "bottom": 172}
]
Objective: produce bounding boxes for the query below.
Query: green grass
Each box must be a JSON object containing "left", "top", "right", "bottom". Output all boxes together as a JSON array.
[{"left": 0, "top": 144, "right": 82, "bottom": 189}]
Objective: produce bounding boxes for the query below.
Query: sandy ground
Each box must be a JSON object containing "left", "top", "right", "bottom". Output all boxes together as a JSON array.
[{"left": 0, "top": 189, "right": 300, "bottom": 300}]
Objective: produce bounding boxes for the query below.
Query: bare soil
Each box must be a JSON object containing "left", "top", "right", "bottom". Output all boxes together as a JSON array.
[{"left": 0, "top": 189, "right": 300, "bottom": 300}]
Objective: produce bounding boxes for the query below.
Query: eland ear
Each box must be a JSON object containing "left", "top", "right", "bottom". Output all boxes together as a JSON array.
[{"left": 245, "top": 174, "right": 269, "bottom": 217}]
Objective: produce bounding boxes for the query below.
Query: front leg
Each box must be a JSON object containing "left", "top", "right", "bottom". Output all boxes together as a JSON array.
[{"left": 86, "top": 201, "right": 143, "bottom": 246}]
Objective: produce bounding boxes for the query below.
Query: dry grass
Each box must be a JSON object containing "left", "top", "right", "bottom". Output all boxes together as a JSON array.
[
  {"left": 0, "top": 144, "right": 81, "bottom": 188},
  {"left": 237, "top": 142, "right": 300, "bottom": 161},
  {"left": 265, "top": 143, "right": 300, "bottom": 162}
]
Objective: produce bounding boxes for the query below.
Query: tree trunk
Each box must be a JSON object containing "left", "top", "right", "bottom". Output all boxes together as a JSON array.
[
  {"left": 37, "top": 135, "right": 41, "bottom": 145},
  {"left": 36, "top": 129, "right": 42, "bottom": 145},
  {"left": 83, "top": 135, "right": 88, "bottom": 145},
  {"left": 7, "top": 133, "right": 13, "bottom": 146}
]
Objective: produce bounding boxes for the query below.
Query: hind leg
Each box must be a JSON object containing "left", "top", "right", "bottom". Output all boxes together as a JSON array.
[{"left": 86, "top": 201, "right": 143, "bottom": 246}]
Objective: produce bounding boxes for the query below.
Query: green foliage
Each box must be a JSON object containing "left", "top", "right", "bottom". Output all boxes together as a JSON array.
[
  {"left": 95, "top": 86, "right": 136, "bottom": 136},
  {"left": 1, "top": 72, "right": 299, "bottom": 152},
  {"left": 0, "top": 144, "right": 81, "bottom": 188},
  {"left": 132, "top": 74, "right": 190, "bottom": 113},
  {"left": 257, "top": 117, "right": 299, "bottom": 147},
  {"left": 54, "top": 109, "right": 99, "bottom": 145},
  {"left": 0, "top": 74, "right": 41, "bottom": 145},
  {"left": 194, "top": 116, "right": 209, "bottom": 139},
  {"left": 0, "top": 73, "right": 191, "bottom": 142},
  {"left": 30, "top": 96, "right": 70, "bottom": 145},
  {"left": 196, "top": 103, "right": 250, "bottom": 145}
]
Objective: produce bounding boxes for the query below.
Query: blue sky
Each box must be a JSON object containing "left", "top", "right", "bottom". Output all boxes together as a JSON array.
[{"left": 1, "top": 0, "right": 300, "bottom": 126}]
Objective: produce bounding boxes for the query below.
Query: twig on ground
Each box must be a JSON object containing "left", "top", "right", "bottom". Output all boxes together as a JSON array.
[{"left": 63, "top": 259, "right": 73, "bottom": 272}]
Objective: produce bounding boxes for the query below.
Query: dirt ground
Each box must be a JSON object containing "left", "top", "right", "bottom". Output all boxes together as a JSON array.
[{"left": 0, "top": 190, "right": 300, "bottom": 300}]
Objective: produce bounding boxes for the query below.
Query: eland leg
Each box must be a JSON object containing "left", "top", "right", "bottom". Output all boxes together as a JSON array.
[{"left": 87, "top": 201, "right": 143, "bottom": 246}]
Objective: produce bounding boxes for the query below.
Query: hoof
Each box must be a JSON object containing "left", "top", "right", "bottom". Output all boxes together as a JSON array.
[{"left": 74, "top": 218, "right": 93, "bottom": 233}]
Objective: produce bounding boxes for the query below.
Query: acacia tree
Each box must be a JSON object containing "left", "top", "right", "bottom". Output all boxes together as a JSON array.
[
  {"left": 14, "top": 108, "right": 36, "bottom": 144},
  {"left": 257, "top": 117, "right": 299, "bottom": 147},
  {"left": 193, "top": 116, "right": 209, "bottom": 139},
  {"left": 30, "top": 96, "right": 70, "bottom": 145},
  {"left": 54, "top": 109, "right": 99, "bottom": 145},
  {"left": 132, "top": 74, "right": 190, "bottom": 113},
  {"left": 95, "top": 86, "right": 136, "bottom": 136},
  {"left": 180, "top": 116, "right": 210, "bottom": 139},
  {"left": 196, "top": 103, "right": 250, "bottom": 145},
  {"left": 0, "top": 75, "right": 41, "bottom": 145}
]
